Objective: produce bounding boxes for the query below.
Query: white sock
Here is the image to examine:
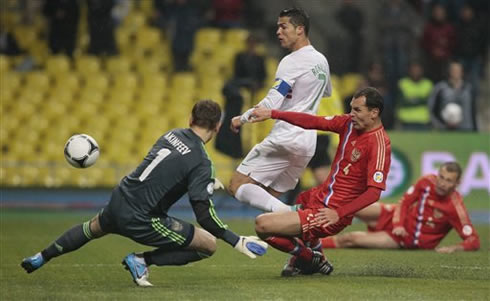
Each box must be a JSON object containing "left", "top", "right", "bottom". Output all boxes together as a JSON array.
[{"left": 235, "top": 183, "right": 291, "bottom": 212}]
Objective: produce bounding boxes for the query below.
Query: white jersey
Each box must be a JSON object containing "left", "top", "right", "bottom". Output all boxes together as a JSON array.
[{"left": 259, "top": 45, "right": 331, "bottom": 156}]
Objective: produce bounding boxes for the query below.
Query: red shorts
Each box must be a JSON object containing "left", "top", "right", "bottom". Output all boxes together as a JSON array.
[
  {"left": 295, "top": 188, "right": 353, "bottom": 241},
  {"left": 368, "top": 203, "right": 412, "bottom": 247}
]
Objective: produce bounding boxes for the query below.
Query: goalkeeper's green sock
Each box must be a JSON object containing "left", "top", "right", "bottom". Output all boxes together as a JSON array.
[{"left": 41, "top": 221, "right": 93, "bottom": 261}]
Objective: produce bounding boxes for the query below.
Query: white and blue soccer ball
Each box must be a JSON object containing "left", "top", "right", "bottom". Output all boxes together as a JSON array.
[{"left": 64, "top": 134, "right": 100, "bottom": 168}]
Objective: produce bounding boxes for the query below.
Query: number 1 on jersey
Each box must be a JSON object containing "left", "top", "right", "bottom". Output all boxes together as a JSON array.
[{"left": 139, "top": 148, "right": 171, "bottom": 181}]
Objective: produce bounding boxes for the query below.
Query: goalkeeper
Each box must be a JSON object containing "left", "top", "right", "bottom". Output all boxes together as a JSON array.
[{"left": 21, "top": 100, "right": 267, "bottom": 287}]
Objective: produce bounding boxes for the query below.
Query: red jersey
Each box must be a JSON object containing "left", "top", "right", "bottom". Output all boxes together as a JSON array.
[
  {"left": 392, "top": 175, "right": 480, "bottom": 250},
  {"left": 271, "top": 111, "right": 391, "bottom": 217}
]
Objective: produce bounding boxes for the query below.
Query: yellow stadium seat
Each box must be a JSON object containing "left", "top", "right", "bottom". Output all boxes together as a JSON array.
[
  {"left": 2, "top": 166, "right": 23, "bottom": 187},
  {"left": 0, "top": 89, "right": 13, "bottom": 105},
  {"left": 75, "top": 56, "right": 101, "bottom": 76},
  {"left": 77, "top": 102, "right": 99, "bottom": 118},
  {"left": 52, "top": 72, "right": 80, "bottom": 92},
  {"left": 194, "top": 59, "right": 222, "bottom": 78},
  {"left": 12, "top": 101, "right": 37, "bottom": 119},
  {"left": 223, "top": 28, "right": 249, "bottom": 51},
  {"left": 341, "top": 73, "right": 363, "bottom": 99},
  {"left": 0, "top": 55, "right": 9, "bottom": 73},
  {"left": 13, "top": 25, "right": 37, "bottom": 49},
  {"left": 105, "top": 56, "right": 131, "bottom": 74},
  {"left": 115, "top": 27, "right": 131, "bottom": 50},
  {"left": 195, "top": 28, "right": 222, "bottom": 52},
  {"left": 135, "top": 59, "right": 162, "bottom": 75},
  {"left": 26, "top": 115, "right": 50, "bottom": 133},
  {"left": 83, "top": 73, "right": 109, "bottom": 91},
  {"left": 142, "top": 73, "right": 167, "bottom": 90},
  {"left": 78, "top": 89, "right": 105, "bottom": 105},
  {"left": 137, "top": 87, "right": 166, "bottom": 103},
  {"left": 106, "top": 90, "right": 134, "bottom": 107},
  {"left": 24, "top": 71, "right": 51, "bottom": 92},
  {"left": 3, "top": 72, "right": 21, "bottom": 92},
  {"left": 17, "top": 90, "right": 45, "bottom": 106},
  {"left": 113, "top": 72, "right": 138, "bottom": 91},
  {"left": 123, "top": 12, "right": 146, "bottom": 33},
  {"left": 170, "top": 72, "right": 196, "bottom": 91},
  {"left": 211, "top": 46, "right": 238, "bottom": 78},
  {"left": 136, "top": 27, "right": 161, "bottom": 51},
  {"left": 42, "top": 101, "right": 69, "bottom": 121},
  {"left": 45, "top": 55, "right": 71, "bottom": 75},
  {"left": 134, "top": 101, "right": 161, "bottom": 118}
]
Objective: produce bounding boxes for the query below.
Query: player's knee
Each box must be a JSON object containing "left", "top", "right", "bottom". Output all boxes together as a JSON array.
[
  {"left": 202, "top": 235, "right": 217, "bottom": 256},
  {"left": 255, "top": 214, "right": 271, "bottom": 239}
]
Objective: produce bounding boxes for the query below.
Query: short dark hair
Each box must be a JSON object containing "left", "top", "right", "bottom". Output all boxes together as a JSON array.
[
  {"left": 279, "top": 8, "right": 310, "bottom": 36},
  {"left": 191, "top": 99, "right": 221, "bottom": 130},
  {"left": 353, "top": 87, "right": 384, "bottom": 114},
  {"left": 440, "top": 162, "right": 462, "bottom": 180}
]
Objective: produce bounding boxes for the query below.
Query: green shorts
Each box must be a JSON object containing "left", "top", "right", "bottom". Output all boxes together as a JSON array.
[{"left": 98, "top": 188, "right": 194, "bottom": 251}]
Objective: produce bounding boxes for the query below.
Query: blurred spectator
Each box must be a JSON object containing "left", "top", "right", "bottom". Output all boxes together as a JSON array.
[
  {"left": 0, "top": 29, "right": 22, "bottom": 56},
  {"left": 455, "top": 4, "right": 488, "bottom": 96},
  {"left": 0, "top": 28, "right": 35, "bottom": 71},
  {"left": 242, "top": 0, "right": 265, "bottom": 29},
  {"left": 215, "top": 35, "right": 266, "bottom": 158},
  {"left": 212, "top": 0, "right": 244, "bottom": 28},
  {"left": 376, "top": 0, "right": 419, "bottom": 94},
  {"left": 421, "top": 3, "right": 456, "bottom": 82},
  {"left": 343, "top": 76, "right": 369, "bottom": 113},
  {"left": 87, "top": 0, "right": 118, "bottom": 56},
  {"left": 428, "top": 61, "right": 476, "bottom": 131},
  {"left": 43, "top": 0, "right": 81, "bottom": 57},
  {"left": 334, "top": 0, "right": 364, "bottom": 73},
  {"left": 366, "top": 61, "right": 395, "bottom": 129},
  {"left": 397, "top": 61, "right": 433, "bottom": 130},
  {"left": 154, "top": 0, "right": 211, "bottom": 71}
]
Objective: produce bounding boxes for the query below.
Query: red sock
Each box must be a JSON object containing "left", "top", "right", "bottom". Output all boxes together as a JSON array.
[
  {"left": 265, "top": 236, "right": 313, "bottom": 262},
  {"left": 321, "top": 237, "right": 337, "bottom": 248},
  {"left": 309, "top": 238, "right": 323, "bottom": 252}
]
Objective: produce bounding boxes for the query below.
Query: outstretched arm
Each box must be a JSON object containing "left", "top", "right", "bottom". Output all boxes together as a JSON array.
[
  {"left": 437, "top": 201, "right": 480, "bottom": 253},
  {"left": 250, "top": 106, "right": 347, "bottom": 133}
]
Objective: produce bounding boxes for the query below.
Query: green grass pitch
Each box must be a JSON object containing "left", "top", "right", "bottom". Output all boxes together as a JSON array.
[{"left": 1, "top": 210, "right": 489, "bottom": 300}]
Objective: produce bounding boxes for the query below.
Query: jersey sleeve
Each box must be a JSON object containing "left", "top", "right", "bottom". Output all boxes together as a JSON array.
[
  {"left": 366, "top": 131, "right": 391, "bottom": 190},
  {"left": 271, "top": 111, "right": 351, "bottom": 133},
  {"left": 448, "top": 195, "right": 480, "bottom": 251},
  {"left": 188, "top": 160, "right": 232, "bottom": 241}
]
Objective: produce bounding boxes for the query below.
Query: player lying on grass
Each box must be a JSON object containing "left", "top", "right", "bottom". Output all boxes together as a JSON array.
[
  {"left": 321, "top": 162, "right": 480, "bottom": 253},
  {"left": 21, "top": 100, "right": 267, "bottom": 287},
  {"left": 251, "top": 87, "right": 391, "bottom": 276}
]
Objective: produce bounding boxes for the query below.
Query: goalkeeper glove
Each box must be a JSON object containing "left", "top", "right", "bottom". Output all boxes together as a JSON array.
[
  {"left": 213, "top": 178, "right": 225, "bottom": 190},
  {"left": 234, "top": 236, "right": 268, "bottom": 259}
]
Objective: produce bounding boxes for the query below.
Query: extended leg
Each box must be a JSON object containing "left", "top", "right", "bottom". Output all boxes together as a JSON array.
[
  {"left": 230, "top": 171, "right": 291, "bottom": 212},
  {"left": 21, "top": 214, "right": 105, "bottom": 273},
  {"left": 328, "top": 231, "right": 399, "bottom": 249}
]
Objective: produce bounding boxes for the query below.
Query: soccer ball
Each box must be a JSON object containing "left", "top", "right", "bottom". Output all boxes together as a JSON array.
[
  {"left": 441, "top": 103, "right": 463, "bottom": 126},
  {"left": 64, "top": 134, "right": 100, "bottom": 168}
]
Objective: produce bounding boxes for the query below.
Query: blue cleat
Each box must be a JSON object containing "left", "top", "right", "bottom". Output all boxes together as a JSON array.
[
  {"left": 122, "top": 253, "right": 153, "bottom": 287},
  {"left": 21, "top": 252, "right": 45, "bottom": 273}
]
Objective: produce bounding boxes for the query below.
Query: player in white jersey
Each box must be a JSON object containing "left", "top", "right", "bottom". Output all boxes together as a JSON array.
[{"left": 228, "top": 8, "right": 332, "bottom": 212}]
